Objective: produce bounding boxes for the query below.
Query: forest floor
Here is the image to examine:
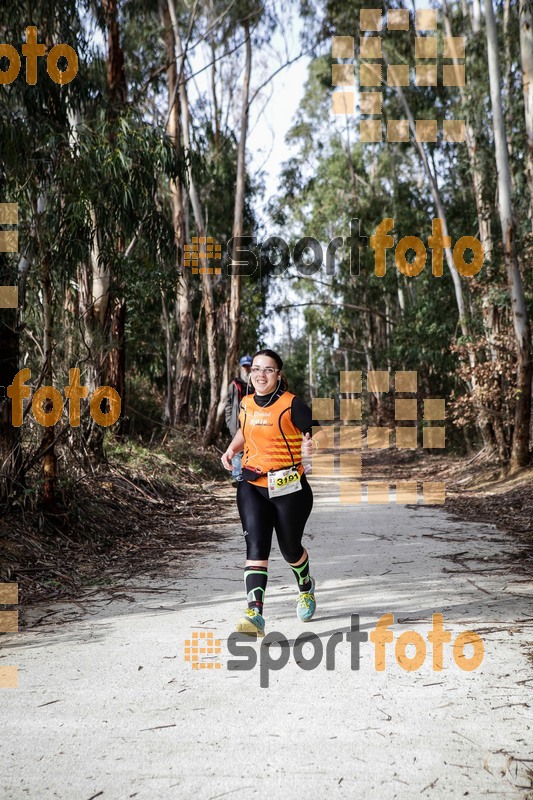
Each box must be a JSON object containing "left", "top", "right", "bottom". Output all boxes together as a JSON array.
[
  {"left": 365, "top": 447, "right": 533, "bottom": 573},
  {"left": 0, "top": 430, "right": 231, "bottom": 608}
]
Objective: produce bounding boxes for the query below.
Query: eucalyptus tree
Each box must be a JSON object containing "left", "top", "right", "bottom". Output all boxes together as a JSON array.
[
  {"left": 0, "top": 0, "right": 183, "bottom": 507},
  {"left": 183, "top": 0, "right": 274, "bottom": 443},
  {"left": 116, "top": 0, "right": 267, "bottom": 436},
  {"left": 485, "top": 0, "right": 531, "bottom": 468},
  {"left": 0, "top": 0, "right": 92, "bottom": 505},
  {"left": 519, "top": 0, "right": 533, "bottom": 230}
]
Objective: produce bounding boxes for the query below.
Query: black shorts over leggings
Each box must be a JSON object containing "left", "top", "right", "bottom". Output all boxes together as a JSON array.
[{"left": 236, "top": 473, "right": 313, "bottom": 563}]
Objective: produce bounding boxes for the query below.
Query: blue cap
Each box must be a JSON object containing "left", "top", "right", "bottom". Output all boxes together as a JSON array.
[{"left": 239, "top": 355, "right": 253, "bottom": 366}]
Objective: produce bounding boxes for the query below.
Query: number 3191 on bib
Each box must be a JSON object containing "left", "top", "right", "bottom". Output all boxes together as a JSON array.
[{"left": 267, "top": 466, "right": 302, "bottom": 498}]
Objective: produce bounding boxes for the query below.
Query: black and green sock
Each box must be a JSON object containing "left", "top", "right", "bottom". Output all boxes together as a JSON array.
[
  {"left": 290, "top": 553, "right": 312, "bottom": 593},
  {"left": 244, "top": 566, "right": 268, "bottom": 613}
]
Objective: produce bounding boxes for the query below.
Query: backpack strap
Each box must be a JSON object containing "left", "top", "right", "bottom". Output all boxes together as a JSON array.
[{"left": 233, "top": 378, "right": 244, "bottom": 402}]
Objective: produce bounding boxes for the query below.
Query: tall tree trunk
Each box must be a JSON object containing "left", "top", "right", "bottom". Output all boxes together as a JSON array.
[
  {"left": 486, "top": 0, "right": 532, "bottom": 468},
  {"left": 102, "top": 0, "right": 127, "bottom": 109},
  {"left": 160, "top": 288, "right": 174, "bottom": 425},
  {"left": 389, "top": 142, "right": 407, "bottom": 314},
  {"left": 0, "top": 255, "right": 22, "bottom": 502},
  {"left": 159, "top": 0, "right": 195, "bottom": 425},
  {"left": 520, "top": 0, "right": 533, "bottom": 231},
  {"left": 385, "top": 54, "right": 497, "bottom": 449},
  {"left": 103, "top": 0, "right": 128, "bottom": 436},
  {"left": 442, "top": 0, "right": 493, "bottom": 263},
  {"left": 41, "top": 255, "right": 57, "bottom": 511},
  {"left": 472, "top": 0, "right": 482, "bottom": 34},
  {"left": 383, "top": 52, "right": 470, "bottom": 335},
  {"left": 443, "top": 0, "right": 499, "bottom": 453},
  {"left": 167, "top": 0, "right": 219, "bottom": 443},
  {"left": 215, "top": 19, "right": 252, "bottom": 438},
  {"left": 107, "top": 293, "right": 126, "bottom": 420},
  {"left": 76, "top": 206, "right": 106, "bottom": 428},
  {"left": 174, "top": 273, "right": 195, "bottom": 424},
  {"left": 68, "top": 110, "right": 108, "bottom": 439},
  {"left": 210, "top": 40, "right": 220, "bottom": 151},
  {"left": 503, "top": 0, "right": 516, "bottom": 191}
]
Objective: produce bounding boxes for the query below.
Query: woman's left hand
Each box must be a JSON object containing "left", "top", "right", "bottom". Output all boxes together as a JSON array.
[{"left": 302, "top": 432, "right": 314, "bottom": 456}]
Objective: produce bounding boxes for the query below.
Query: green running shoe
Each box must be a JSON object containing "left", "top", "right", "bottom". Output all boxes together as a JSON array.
[
  {"left": 297, "top": 577, "right": 316, "bottom": 622},
  {"left": 235, "top": 607, "right": 265, "bottom": 637}
]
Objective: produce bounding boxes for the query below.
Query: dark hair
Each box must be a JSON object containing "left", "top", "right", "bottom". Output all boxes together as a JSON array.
[{"left": 252, "top": 349, "right": 289, "bottom": 390}]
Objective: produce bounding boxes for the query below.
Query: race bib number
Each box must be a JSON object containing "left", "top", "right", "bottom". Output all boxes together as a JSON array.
[{"left": 267, "top": 466, "right": 302, "bottom": 498}]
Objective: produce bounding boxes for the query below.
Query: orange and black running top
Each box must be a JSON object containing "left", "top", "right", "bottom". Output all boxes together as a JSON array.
[{"left": 238, "top": 388, "right": 315, "bottom": 488}]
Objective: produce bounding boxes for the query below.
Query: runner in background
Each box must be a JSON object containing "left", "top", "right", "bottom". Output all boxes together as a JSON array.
[
  {"left": 221, "top": 348, "right": 328, "bottom": 637},
  {"left": 224, "top": 355, "right": 253, "bottom": 486}
]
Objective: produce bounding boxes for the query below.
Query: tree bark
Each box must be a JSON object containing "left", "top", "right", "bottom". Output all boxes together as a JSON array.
[
  {"left": 520, "top": 0, "right": 533, "bottom": 231},
  {"left": 383, "top": 51, "right": 470, "bottom": 336},
  {"left": 107, "top": 294, "right": 126, "bottom": 420},
  {"left": 384, "top": 55, "right": 497, "bottom": 446},
  {"left": 442, "top": 0, "right": 494, "bottom": 264},
  {"left": 160, "top": 0, "right": 195, "bottom": 425},
  {"left": 215, "top": 18, "right": 252, "bottom": 440},
  {"left": 41, "top": 254, "right": 57, "bottom": 511},
  {"left": 442, "top": 0, "right": 498, "bottom": 453},
  {"left": 503, "top": 0, "right": 516, "bottom": 191},
  {"left": 77, "top": 204, "right": 108, "bottom": 462},
  {"left": 160, "top": 287, "right": 174, "bottom": 425},
  {"left": 102, "top": 0, "right": 127, "bottom": 110},
  {"left": 102, "top": 0, "right": 128, "bottom": 436},
  {"left": 0, "top": 258, "right": 22, "bottom": 502},
  {"left": 472, "top": 0, "right": 482, "bottom": 33},
  {"left": 167, "top": 0, "right": 219, "bottom": 443}
]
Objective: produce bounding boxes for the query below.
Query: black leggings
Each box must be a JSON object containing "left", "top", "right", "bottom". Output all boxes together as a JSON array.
[{"left": 236, "top": 474, "right": 314, "bottom": 563}]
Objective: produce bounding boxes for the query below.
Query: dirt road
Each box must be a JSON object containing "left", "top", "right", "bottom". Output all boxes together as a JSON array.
[{"left": 1, "top": 477, "right": 532, "bottom": 799}]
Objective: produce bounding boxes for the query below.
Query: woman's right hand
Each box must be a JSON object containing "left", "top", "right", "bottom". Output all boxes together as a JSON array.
[{"left": 221, "top": 449, "right": 234, "bottom": 471}]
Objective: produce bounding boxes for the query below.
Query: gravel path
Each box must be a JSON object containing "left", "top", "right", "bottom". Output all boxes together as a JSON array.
[{"left": 1, "top": 478, "right": 532, "bottom": 799}]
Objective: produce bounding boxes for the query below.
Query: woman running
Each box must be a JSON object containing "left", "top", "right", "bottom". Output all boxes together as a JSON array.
[{"left": 221, "top": 348, "right": 327, "bottom": 637}]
